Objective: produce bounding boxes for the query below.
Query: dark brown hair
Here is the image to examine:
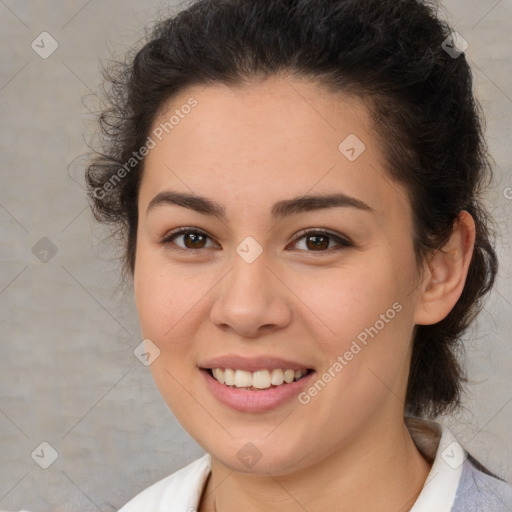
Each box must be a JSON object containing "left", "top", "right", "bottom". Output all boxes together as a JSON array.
[{"left": 85, "top": 0, "right": 498, "bottom": 419}]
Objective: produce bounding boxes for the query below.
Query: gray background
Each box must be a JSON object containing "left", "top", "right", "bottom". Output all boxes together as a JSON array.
[{"left": 0, "top": 1, "right": 511, "bottom": 511}]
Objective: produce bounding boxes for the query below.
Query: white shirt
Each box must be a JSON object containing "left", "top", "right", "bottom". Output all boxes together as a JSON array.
[{"left": 117, "top": 417, "right": 512, "bottom": 511}]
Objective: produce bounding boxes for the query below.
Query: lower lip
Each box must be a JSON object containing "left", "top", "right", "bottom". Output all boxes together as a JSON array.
[{"left": 200, "top": 369, "right": 316, "bottom": 412}]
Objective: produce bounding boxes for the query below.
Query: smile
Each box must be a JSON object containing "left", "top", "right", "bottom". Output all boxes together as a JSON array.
[
  {"left": 208, "top": 368, "right": 312, "bottom": 390},
  {"left": 200, "top": 367, "right": 317, "bottom": 412}
]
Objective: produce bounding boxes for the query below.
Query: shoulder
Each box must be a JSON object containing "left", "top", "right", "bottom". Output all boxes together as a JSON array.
[
  {"left": 451, "top": 455, "right": 512, "bottom": 512},
  {"left": 406, "top": 416, "right": 512, "bottom": 511},
  {"left": 118, "top": 453, "right": 211, "bottom": 512}
]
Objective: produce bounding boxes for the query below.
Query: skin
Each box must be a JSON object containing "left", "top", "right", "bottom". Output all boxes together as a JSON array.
[{"left": 133, "top": 75, "right": 476, "bottom": 512}]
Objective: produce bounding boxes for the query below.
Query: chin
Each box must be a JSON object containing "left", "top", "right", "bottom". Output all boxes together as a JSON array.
[{"left": 209, "top": 438, "right": 313, "bottom": 476}]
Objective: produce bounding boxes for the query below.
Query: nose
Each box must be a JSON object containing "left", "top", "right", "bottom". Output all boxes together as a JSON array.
[{"left": 209, "top": 248, "right": 292, "bottom": 338}]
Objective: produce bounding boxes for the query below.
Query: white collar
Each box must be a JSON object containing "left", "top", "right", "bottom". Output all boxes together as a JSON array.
[
  {"left": 407, "top": 417, "right": 466, "bottom": 511},
  {"left": 119, "top": 418, "right": 466, "bottom": 511}
]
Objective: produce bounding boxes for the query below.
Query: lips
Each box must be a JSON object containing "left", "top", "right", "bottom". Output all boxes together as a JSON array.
[
  {"left": 200, "top": 365, "right": 317, "bottom": 412},
  {"left": 198, "top": 354, "right": 315, "bottom": 373},
  {"left": 197, "top": 353, "right": 317, "bottom": 411}
]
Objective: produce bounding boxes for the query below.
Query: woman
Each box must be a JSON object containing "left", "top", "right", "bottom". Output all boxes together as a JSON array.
[{"left": 85, "top": 0, "right": 512, "bottom": 510}]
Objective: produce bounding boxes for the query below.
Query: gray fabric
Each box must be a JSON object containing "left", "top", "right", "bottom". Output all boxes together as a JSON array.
[{"left": 452, "top": 458, "right": 512, "bottom": 511}]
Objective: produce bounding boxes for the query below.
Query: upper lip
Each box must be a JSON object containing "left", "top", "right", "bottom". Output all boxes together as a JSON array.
[{"left": 199, "top": 354, "right": 315, "bottom": 372}]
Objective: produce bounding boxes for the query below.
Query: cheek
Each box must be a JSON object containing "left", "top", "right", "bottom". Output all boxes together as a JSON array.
[
  {"left": 293, "top": 258, "right": 407, "bottom": 341},
  {"left": 133, "top": 253, "right": 204, "bottom": 412},
  {"left": 135, "top": 274, "right": 198, "bottom": 350},
  {"left": 134, "top": 246, "right": 189, "bottom": 346},
  {"left": 133, "top": 246, "right": 220, "bottom": 372},
  {"left": 296, "top": 259, "right": 414, "bottom": 396}
]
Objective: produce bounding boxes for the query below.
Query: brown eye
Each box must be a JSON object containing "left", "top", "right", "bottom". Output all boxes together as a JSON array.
[
  {"left": 305, "top": 234, "right": 330, "bottom": 250},
  {"left": 182, "top": 232, "right": 207, "bottom": 249},
  {"left": 160, "top": 228, "right": 352, "bottom": 254},
  {"left": 290, "top": 230, "right": 352, "bottom": 252},
  {"left": 161, "top": 229, "right": 217, "bottom": 251}
]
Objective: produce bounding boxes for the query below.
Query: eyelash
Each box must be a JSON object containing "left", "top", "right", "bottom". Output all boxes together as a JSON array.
[{"left": 160, "top": 227, "right": 353, "bottom": 254}]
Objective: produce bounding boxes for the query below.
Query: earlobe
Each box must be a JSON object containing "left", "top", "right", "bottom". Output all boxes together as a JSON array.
[{"left": 413, "top": 211, "right": 476, "bottom": 325}]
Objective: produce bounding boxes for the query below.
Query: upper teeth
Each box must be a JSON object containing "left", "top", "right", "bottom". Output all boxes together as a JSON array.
[{"left": 211, "top": 368, "right": 308, "bottom": 389}]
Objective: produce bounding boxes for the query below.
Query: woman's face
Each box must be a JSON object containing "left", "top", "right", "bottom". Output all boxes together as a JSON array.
[{"left": 134, "top": 76, "right": 426, "bottom": 475}]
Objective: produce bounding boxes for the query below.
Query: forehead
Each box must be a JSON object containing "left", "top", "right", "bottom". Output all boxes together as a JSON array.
[
  {"left": 140, "top": 76, "right": 410, "bottom": 219},
  {"left": 150, "top": 76, "right": 373, "bottom": 165}
]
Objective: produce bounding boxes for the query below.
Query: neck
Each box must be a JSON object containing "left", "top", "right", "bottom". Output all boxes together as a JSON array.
[{"left": 200, "top": 414, "right": 432, "bottom": 512}]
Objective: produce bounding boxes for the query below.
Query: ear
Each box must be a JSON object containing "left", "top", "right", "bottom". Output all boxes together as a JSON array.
[{"left": 413, "top": 211, "right": 476, "bottom": 326}]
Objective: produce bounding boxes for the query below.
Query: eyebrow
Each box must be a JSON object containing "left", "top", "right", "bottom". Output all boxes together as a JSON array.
[{"left": 146, "top": 190, "right": 375, "bottom": 220}]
